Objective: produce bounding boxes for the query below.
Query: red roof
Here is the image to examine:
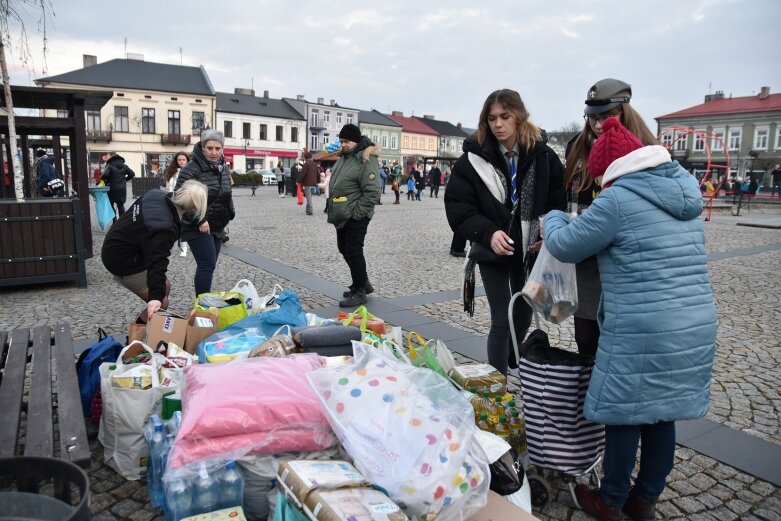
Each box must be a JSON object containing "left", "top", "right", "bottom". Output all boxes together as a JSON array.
[
  {"left": 657, "top": 93, "right": 781, "bottom": 120},
  {"left": 384, "top": 113, "right": 439, "bottom": 135}
]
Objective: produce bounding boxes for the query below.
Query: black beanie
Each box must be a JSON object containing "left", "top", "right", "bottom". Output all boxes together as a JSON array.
[{"left": 338, "top": 123, "right": 362, "bottom": 143}]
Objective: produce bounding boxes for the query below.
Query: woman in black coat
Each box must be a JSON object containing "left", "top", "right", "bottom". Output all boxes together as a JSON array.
[
  {"left": 444, "top": 89, "right": 565, "bottom": 375},
  {"left": 101, "top": 153, "right": 135, "bottom": 219},
  {"left": 174, "top": 130, "right": 235, "bottom": 296}
]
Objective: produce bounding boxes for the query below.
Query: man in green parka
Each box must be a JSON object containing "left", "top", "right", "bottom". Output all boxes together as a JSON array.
[{"left": 328, "top": 123, "right": 382, "bottom": 307}]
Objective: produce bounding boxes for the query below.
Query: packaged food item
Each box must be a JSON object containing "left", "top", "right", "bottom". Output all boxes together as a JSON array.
[
  {"left": 180, "top": 506, "right": 247, "bottom": 521},
  {"left": 303, "top": 487, "right": 409, "bottom": 521},
  {"left": 449, "top": 363, "right": 507, "bottom": 397},
  {"left": 111, "top": 364, "right": 154, "bottom": 389},
  {"left": 276, "top": 460, "right": 368, "bottom": 508},
  {"left": 248, "top": 335, "right": 296, "bottom": 358}
]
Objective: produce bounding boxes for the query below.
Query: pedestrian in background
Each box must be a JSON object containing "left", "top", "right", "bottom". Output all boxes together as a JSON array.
[
  {"left": 275, "top": 161, "right": 285, "bottom": 197},
  {"left": 318, "top": 166, "right": 332, "bottom": 213},
  {"left": 564, "top": 78, "right": 659, "bottom": 358},
  {"left": 444, "top": 88, "right": 566, "bottom": 375},
  {"left": 164, "top": 151, "right": 191, "bottom": 257},
  {"left": 33, "top": 148, "right": 61, "bottom": 197},
  {"left": 544, "top": 117, "right": 716, "bottom": 521},
  {"left": 771, "top": 163, "right": 781, "bottom": 197},
  {"left": 175, "top": 129, "right": 235, "bottom": 296},
  {"left": 428, "top": 163, "right": 442, "bottom": 198},
  {"left": 102, "top": 153, "right": 136, "bottom": 220},
  {"left": 414, "top": 166, "right": 424, "bottom": 200},
  {"left": 327, "top": 123, "right": 381, "bottom": 307},
  {"left": 406, "top": 174, "right": 416, "bottom": 201},
  {"left": 102, "top": 180, "right": 207, "bottom": 323},
  {"left": 300, "top": 151, "right": 319, "bottom": 215}
]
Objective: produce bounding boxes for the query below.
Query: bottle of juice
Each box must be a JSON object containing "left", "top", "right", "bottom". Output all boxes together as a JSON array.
[
  {"left": 476, "top": 412, "right": 491, "bottom": 432},
  {"left": 494, "top": 415, "right": 510, "bottom": 442},
  {"left": 508, "top": 410, "right": 528, "bottom": 457}
]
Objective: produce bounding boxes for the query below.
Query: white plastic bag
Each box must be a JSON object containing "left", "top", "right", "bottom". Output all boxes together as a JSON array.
[
  {"left": 256, "top": 283, "right": 284, "bottom": 313},
  {"left": 232, "top": 279, "right": 262, "bottom": 315},
  {"left": 430, "top": 338, "right": 457, "bottom": 375},
  {"left": 98, "top": 341, "right": 178, "bottom": 480},
  {"left": 521, "top": 242, "right": 578, "bottom": 324},
  {"left": 307, "top": 341, "right": 490, "bottom": 521}
]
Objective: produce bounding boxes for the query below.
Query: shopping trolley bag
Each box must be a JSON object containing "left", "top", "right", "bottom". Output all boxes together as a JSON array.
[{"left": 516, "top": 327, "right": 604, "bottom": 474}]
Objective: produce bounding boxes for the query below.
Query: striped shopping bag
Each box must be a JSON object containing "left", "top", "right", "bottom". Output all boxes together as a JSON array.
[{"left": 517, "top": 329, "right": 605, "bottom": 474}]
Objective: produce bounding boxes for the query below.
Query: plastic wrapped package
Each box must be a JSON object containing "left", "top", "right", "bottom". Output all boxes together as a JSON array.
[
  {"left": 238, "top": 446, "right": 344, "bottom": 521},
  {"left": 196, "top": 327, "right": 268, "bottom": 363},
  {"left": 167, "top": 354, "right": 337, "bottom": 469},
  {"left": 306, "top": 342, "right": 490, "bottom": 521}
]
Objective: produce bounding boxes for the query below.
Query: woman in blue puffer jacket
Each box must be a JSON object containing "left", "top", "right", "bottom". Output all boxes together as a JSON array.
[{"left": 543, "top": 117, "right": 717, "bottom": 521}]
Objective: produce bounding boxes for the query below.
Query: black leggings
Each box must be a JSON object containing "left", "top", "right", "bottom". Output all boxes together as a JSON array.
[
  {"left": 277, "top": 180, "right": 285, "bottom": 194},
  {"left": 479, "top": 260, "right": 531, "bottom": 376}
]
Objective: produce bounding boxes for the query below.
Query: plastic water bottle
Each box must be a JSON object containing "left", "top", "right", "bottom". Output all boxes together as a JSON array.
[
  {"left": 148, "top": 423, "right": 166, "bottom": 508},
  {"left": 219, "top": 461, "right": 244, "bottom": 509},
  {"left": 165, "top": 477, "right": 192, "bottom": 521},
  {"left": 144, "top": 414, "right": 161, "bottom": 445},
  {"left": 192, "top": 463, "right": 220, "bottom": 514},
  {"left": 166, "top": 411, "right": 182, "bottom": 437}
]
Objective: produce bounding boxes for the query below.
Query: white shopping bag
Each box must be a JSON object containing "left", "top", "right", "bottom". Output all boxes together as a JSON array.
[
  {"left": 429, "top": 338, "right": 457, "bottom": 375},
  {"left": 231, "top": 279, "right": 262, "bottom": 314},
  {"left": 98, "top": 341, "right": 177, "bottom": 480},
  {"left": 256, "top": 283, "right": 284, "bottom": 313}
]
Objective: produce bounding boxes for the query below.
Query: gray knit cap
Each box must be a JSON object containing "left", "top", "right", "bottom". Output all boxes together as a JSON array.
[{"left": 200, "top": 129, "right": 225, "bottom": 146}]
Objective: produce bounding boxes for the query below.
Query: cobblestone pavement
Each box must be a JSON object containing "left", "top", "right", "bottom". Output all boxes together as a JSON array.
[{"left": 1, "top": 186, "right": 780, "bottom": 520}]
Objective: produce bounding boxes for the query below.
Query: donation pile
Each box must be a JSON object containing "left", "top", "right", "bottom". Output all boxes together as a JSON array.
[{"left": 84, "top": 280, "right": 539, "bottom": 521}]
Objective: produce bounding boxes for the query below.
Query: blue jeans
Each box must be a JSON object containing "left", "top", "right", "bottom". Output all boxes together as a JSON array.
[
  {"left": 600, "top": 422, "right": 676, "bottom": 508},
  {"left": 188, "top": 234, "right": 222, "bottom": 296}
]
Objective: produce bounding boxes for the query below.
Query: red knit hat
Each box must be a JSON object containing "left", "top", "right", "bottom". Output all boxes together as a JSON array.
[{"left": 587, "top": 117, "right": 643, "bottom": 180}]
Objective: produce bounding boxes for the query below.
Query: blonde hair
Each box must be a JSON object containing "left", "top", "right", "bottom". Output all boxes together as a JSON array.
[
  {"left": 476, "top": 89, "right": 541, "bottom": 152},
  {"left": 565, "top": 103, "right": 659, "bottom": 192},
  {"left": 172, "top": 180, "right": 208, "bottom": 221}
]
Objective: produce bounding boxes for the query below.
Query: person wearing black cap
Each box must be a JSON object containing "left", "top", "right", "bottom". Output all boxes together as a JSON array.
[
  {"left": 174, "top": 129, "right": 235, "bottom": 296},
  {"left": 328, "top": 123, "right": 382, "bottom": 307},
  {"left": 563, "top": 78, "right": 659, "bottom": 359}
]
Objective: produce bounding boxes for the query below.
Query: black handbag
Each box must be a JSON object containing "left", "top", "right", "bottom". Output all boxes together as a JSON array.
[{"left": 467, "top": 242, "right": 511, "bottom": 263}]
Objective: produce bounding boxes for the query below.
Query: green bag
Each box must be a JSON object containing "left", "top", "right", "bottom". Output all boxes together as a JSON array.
[
  {"left": 194, "top": 291, "right": 248, "bottom": 330},
  {"left": 406, "top": 331, "right": 448, "bottom": 379}
]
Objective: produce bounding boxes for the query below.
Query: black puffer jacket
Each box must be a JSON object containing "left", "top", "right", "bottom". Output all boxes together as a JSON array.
[
  {"left": 101, "top": 154, "right": 135, "bottom": 197},
  {"left": 101, "top": 189, "right": 179, "bottom": 302},
  {"left": 174, "top": 142, "right": 235, "bottom": 241},
  {"left": 444, "top": 132, "right": 565, "bottom": 248}
]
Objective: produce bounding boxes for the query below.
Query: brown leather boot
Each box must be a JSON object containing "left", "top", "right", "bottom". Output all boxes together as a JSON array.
[
  {"left": 622, "top": 488, "right": 657, "bottom": 521},
  {"left": 574, "top": 485, "right": 623, "bottom": 521}
]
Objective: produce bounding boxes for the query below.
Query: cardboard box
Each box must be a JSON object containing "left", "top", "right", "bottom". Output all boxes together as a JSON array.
[
  {"left": 303, "top": 487, "right": 409, "bottom": 521},
  {"left": 145, "top": 310, "right": 188, "bottom": 352},
  {"left": 185, "top": 309, "right": 219, "bottom": 354},
  {"left": 181, "top": 506, "right": 247, "bottom": 521},
  {"left": 277, "top": 460, "right": 368, "bottom": 508},
  {"left": 466, "top": 491, "right": 540, "bottom": 521},
  {"left": 128, "top": 321, "right": 146, "bottom": 344}
]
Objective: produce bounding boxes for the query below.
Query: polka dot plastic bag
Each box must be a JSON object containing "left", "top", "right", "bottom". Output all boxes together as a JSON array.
[{"left": 306, "top": 341, "right": 490, "bottom": 520}]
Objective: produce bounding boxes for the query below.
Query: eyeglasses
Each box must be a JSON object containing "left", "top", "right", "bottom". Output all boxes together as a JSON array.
[{"left": 584, "top": 112, "right": 621, "bottom": 124}]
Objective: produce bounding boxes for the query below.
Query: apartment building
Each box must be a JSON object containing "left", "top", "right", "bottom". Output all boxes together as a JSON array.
[{"left": 35, "top": 55, "right": 216, "bottom": 177}]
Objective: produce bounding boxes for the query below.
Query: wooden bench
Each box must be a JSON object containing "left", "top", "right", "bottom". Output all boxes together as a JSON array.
[
  {"left": 0, "top": 324, "right": 90, "bottom": 468},
  {"left": 233, "top": 178, "right": 259, "bottom": 195}
]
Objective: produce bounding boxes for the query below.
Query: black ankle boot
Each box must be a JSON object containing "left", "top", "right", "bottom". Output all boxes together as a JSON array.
[{"left": 339, "top": 289, "right": 367, "bottom": 308}]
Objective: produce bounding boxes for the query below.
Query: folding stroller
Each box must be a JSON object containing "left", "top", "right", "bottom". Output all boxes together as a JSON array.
[{"left": 508, "top": 292, "right": 604, "bottom": 508}]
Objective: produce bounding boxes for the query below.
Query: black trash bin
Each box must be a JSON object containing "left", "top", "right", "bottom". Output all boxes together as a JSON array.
[{"left": 0, "top": 457, "right": 90, "bottom": 521}]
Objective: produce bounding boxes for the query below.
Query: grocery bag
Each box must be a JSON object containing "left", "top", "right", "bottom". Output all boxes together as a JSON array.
[
  {"left": 307, "top": 342, "right": 490, "bottom": 521},
  {"left": 194, "top": 290, "right": 248, "bottom": 329},
  {"left": 231, "top": 279, "right": 262, "bottom": 314},
  {"left": 405, "top": 331, "right": 449, "bottom": 379},
  {"left": 520, "top": 242, "right": 578, "bottom": 324},
  {"left": 98, "top": 341, "right": 178, "bottom": 480}
]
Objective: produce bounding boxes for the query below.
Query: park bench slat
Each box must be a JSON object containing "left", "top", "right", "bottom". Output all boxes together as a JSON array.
[
  {"left": 53, "top": 323, "right": 90, "bottom": 467},
  {"left": 24, "top": 325, "right": 54, "bottom": 459},
  {"left": 0, "top": 328, "right": 30, "bottom": 458}
]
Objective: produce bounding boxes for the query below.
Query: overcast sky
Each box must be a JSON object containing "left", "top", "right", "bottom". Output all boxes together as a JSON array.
[{"left": 5, "top": 0, "right": 781, "bottom": 133}]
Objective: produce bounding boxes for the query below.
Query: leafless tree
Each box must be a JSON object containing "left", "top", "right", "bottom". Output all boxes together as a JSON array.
[{"left": 0, "top": 0, "right": 54, "bottom": 200}]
